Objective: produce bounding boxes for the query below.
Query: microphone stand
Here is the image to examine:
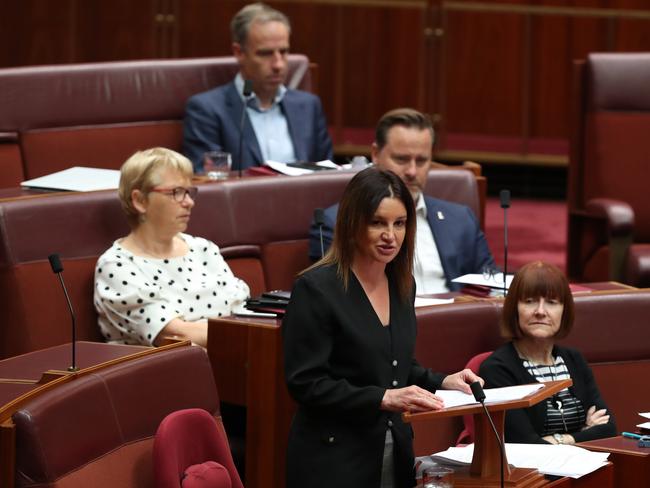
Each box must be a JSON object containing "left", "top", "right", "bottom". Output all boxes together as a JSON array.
[
  {"left": 500, "top": 189, "right": 511, "bottom": 297},
  {"left": 48, "top": 254, "right": 78, "bottom": 372},
  {"left": 471, "top": 382, "right": 504, "bottom": 488},
  {"left": 238, "top": 79, "right": 253, "bottom": 178},
  {"left": 314, "top": 208, "right": 325, "bottom": 258}
]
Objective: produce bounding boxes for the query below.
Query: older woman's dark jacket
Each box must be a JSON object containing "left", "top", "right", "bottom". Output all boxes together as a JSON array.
[{"left": 480, "top": 342, "right": 616, "bottom": 443}]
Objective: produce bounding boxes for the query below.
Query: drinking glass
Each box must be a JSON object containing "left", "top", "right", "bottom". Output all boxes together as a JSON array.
[
  {"left": 203, "top": 151, "right": 232, "bottom": 180},
  {"left": 422, "top": 466, "right": 454, "bottom": 488}
]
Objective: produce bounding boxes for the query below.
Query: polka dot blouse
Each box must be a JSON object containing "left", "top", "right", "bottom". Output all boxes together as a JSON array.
[{"left": 94, "top": 233, "right": 250, "bottom": 346}]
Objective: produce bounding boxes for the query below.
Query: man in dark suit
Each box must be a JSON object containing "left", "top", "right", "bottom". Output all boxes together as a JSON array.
[
  {"left": 309, "top": 108, "right": 495, "bottom": 292},
  {"left": 182, "top": 2, "right": 333, "bottom": 173}
]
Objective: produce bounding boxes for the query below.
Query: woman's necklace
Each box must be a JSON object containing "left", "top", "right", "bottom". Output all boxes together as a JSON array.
[{"left": 518, "top": 349, "right": 568, "bottom": 432}]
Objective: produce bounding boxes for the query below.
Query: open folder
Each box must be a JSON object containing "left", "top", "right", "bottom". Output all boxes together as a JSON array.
[{"left": 21, "top": 167, "right": 120, "bottom": 192}]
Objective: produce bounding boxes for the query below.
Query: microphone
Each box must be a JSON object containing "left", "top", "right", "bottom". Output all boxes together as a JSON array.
[
  {"left": 499, "top": 189, "right": 511, "bottom": 297},
  {"left": 314, "top": 208, "right": 326, "bottom": 258},
  {"left": 238, "top": 79, "right": 254, "bottom": 178},
  {"left": 48, "top": 254, "right": 78, "bottom": 372},
  {"left": 471, "top": 381, "right": 504, "bottom": 488}
]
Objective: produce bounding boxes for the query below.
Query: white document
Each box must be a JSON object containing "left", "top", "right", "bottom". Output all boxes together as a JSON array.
[
  {"left": 637, "top": 421, "right": 650, "bottom": 429},
  {"left": 432, "top": 443, "right": 610, "bottom": 478},
  {"left": 452, "top": 273, "right": 514, "bottom": 289},
  {"left": 264, "top": 160, "right": 339, "bottom": 176},
  {"left": 414, "top": 297, "right": 454, "bottom": 308},
  {"left": 21, "top": 166, "right": 120, "bottom": 192},
  {"left": 639, "top": 412, "right": 650, "bottom": 420},
  {"left": 435, "top": 383, "right": 544, "bottom": 409}
]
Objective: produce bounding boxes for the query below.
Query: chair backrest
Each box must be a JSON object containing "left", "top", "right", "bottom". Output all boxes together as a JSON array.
[
  {"left": 569, "top": 52, "right": 650, "bottom": 241},
  {"left": 0, "top": 55, "right": 312, "bottom": 185},
  {"left": 154, "top": 408, "right": 244, "bottom": 488},
  {"left": 12, "top": 345, "right": 219, "bottom": 488},
  {"left": 455, "top": 351, "right": 493, "bottom": 445}
]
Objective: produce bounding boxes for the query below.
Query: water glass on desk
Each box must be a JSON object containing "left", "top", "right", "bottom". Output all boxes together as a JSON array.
[
  {"left": 422, "top": 466, "right": 454, "bottom": 488},
  {"left": 203, "top": 151, "right": 232, "bottom": 180}
]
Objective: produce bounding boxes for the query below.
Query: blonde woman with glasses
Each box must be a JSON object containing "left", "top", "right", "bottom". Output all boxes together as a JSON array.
[{"left": 94, "top": 147, "right": 249, "bottom": 347}]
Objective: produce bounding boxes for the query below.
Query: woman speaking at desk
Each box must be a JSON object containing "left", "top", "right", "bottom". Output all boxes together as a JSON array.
[
  {"left": 94, "top": 147, "right": 249, "bottom": 347},
  {"left": 480, "top": 261, "right": 616, "bottom": 445},
  {"left": 283, "top": 168, "right": 481, "bottom": 488}
]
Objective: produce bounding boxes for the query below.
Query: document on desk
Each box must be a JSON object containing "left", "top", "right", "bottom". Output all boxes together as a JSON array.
[
  {"left": 436, "top": 383, "right": 544, "bottom": 409},
  {"left": 452, "top": 273, "right": 514, "bottom": 289},
  {"left": 431, "top": 443, "right": 610, "bottom": 478},
  {"left": 414, "top": 297, "right": 454, "bottom": 308},
  {"left": 264, "top": 160, "right": 339, "bottom": 175},
  {"left": 639, "top": 412, "right": 650, "bottom": 420},
  {"left": 20, "top": 166, "right": 120, "bottom": 191}
]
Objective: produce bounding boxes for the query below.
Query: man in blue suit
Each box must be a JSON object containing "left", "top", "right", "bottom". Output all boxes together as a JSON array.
[
  {"left": 309, "top": 108, "right": 495, "bottom": 293},
  {"left": 182, "top": 3, "right": 333, "bottom": 173}
]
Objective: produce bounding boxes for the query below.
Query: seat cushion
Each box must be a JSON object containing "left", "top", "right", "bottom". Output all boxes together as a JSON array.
[{"left": 182, "top": 462, "right": 231, "bottom": 488}]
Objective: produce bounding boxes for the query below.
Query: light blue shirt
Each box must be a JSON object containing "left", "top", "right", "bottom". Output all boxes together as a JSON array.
[{"left": 235, "top": 74, "right": 297, "bottom": 163}]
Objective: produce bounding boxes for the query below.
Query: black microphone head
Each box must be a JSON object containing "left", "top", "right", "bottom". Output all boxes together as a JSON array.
[
  {"left": 314, "top": 208, "right": 325, "bottom": 226},
  {"left": 243, "top": 79, "right": 253, "bottom": 97},
  {"left": 470, "top": 381, "right": 486, "bottom": 403},
  {"left": 48, "top": 253, "right": 64, "bottom": 274},
  {"left": 499, "top": 189, "right": 511, "bottom": 209}
]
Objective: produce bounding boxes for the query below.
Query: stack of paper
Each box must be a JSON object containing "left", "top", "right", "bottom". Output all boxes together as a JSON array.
[
  {"left": 435, "top": 383, "right": 544, "bottom": 409},
  {"left": 21, "top": 167, "right": 120, "bottom": 192},
  {"left": 637, "top": 412, "right": 650, "bottom": 430},
  {"left": 431, "top": 443, "right": 610, "bottom": 478}
]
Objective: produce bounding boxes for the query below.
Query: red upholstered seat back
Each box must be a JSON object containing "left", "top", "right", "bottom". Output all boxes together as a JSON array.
[
  {"left": 0, "top": 55, "right": 313, "bottom": 185},
  {"left": 568, "top": 53, "right": 650, "bottom": 282},
  {"left": 579, "top": 55, "right": 650, "bottom": 241},
  {"left": 154, "top": 408, "right": 243, "bottom": 488},
  {"left": 12, "top": 345, "right": 219, "bottom": 488},
  {"left": 0, "top": 170, "right": 483, "bottom": 359}
]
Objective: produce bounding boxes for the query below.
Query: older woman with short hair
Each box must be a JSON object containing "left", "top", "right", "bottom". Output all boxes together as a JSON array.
[
  {"left": 479, "top": 261, "right": 616, "bottom": 445},
  {"left": 94, "top": 147, "right": 249, "bottom": 347}
]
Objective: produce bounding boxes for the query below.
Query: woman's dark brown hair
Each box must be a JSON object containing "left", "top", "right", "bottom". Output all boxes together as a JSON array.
[
  {"left": 500, "top": 260, "right": 575, "bottom": 340},
  {"left": 307, "top": 167, "right": 416, "bottom": 302}
]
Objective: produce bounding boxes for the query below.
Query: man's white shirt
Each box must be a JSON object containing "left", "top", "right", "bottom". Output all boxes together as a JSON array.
[{"left": 413, "top": 193, "right": 449, "bottom": 294}]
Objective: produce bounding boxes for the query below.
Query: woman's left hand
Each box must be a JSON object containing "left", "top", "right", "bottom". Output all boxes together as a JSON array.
[
  {"left": 582, "top": 405, "right": 610, "bottom": 429},
  {"left": 441, "top": 369, "right": 484, "bottom": 395}
]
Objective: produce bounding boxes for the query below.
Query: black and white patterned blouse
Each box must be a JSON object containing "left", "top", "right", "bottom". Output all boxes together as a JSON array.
[
  {"left": 94, "top": 233, "right": 249, "bottom": 346},
  {"left": 522, "top": 355, "right": 587, "bottom": 435}
]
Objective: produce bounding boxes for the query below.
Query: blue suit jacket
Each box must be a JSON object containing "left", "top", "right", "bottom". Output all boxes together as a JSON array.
[
  {"left": 182, "top": 81, "right": 333, "bottom": 172},
  {"left": 309, "top": 196, "right": 495, "bottom": 291}
]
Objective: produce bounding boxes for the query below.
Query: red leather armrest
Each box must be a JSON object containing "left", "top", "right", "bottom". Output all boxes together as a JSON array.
[{"left": 585, "top": 198, "right": 635, "bottom": 238}]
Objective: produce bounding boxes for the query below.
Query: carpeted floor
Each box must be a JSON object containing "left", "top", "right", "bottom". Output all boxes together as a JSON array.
[{"left": 484, "top": 197, "right": 567, "bottom": 273}]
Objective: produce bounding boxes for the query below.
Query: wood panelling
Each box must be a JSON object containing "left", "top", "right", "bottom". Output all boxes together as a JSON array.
[
  {"left": 2, "top": 0, "right": 650, "bottom": 165},
  {"left": 74, "top": 1, "right": 159, "bottom": 61},
  {"left": 0, "top": 0, "right": 75, "bottom": 66},
  {"left": 442, "top": 9, "right": 525, "bottom": 136}
]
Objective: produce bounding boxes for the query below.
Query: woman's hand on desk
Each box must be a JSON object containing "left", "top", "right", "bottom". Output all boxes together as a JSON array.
[
  {"left": 381, "top": 385, "right": 444, "bottom": 412},
  {"left": 440, "top": 368, "right": 484, "bottom": 395}
]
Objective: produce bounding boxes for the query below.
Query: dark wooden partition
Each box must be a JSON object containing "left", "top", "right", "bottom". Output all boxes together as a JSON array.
[{"left": 2, "top": 0, "right": 650, "bottom": 166}]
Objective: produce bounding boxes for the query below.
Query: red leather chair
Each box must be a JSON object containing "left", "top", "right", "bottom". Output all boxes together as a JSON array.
[
  {"left": 568, "top": 52, "right": 650, "bottom": 286},
  {"left": 154, "top": 408, "right": 244, "bottom": 488},
  {"left": 455, "top": 351, "right": 493, "bottom": 445}
]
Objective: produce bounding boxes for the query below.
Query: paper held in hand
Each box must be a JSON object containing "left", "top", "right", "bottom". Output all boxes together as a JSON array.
[{"left": 435, "top": 383, "right": 544, "bottom": 409}]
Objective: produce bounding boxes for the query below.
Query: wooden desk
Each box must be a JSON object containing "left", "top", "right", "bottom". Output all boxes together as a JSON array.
[
  {"left": 208, "top": 316, "right": 291, "bottom": 488},
  {"left": 578, "top": 436, "right": 650, "bottom": 488}
]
